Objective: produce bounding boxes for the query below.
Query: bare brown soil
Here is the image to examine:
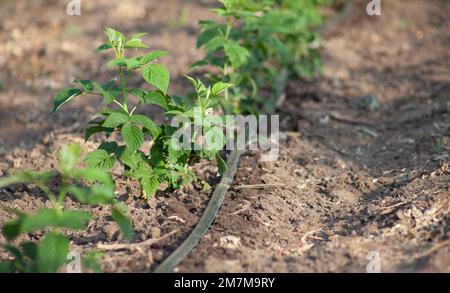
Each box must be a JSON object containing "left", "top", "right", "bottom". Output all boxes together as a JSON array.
[{"left": 0, "top": 0, "right": 448, "bottom": 272}]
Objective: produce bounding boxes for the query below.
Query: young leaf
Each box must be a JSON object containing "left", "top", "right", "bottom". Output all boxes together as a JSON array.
[
  {"left": 204, "top": 36, "right": 226, "bottom": 52},
  {"left": 96, "top": 43, "right": 112, "bottom": 52},
  {"left": 102, "top": 112, "right": 129, "bottom": 128},
  {"left": 105, "top": 27, "right": 126, "bottom": 45},
  {"left": 216, "top": 153, "right": 227, "bottom": 176},
  {"left": 37, "top": 233, "right": 69, "bottom": 273},
  {"left": 121, "top": 123, "right": 144, "bottom": 151},
  {"left": 74, "top": 80, "right": 94, "bottom": 92},
  {"left": 212, "top": 82, "right": 233, "bottom": 96},
  {"left": 69, "top": 185, "right": 115, "bottom": 205},
  {"left": 119, "top": 148, "right": 142, "bottom": 170},
  {"left": 190, "top": 60, "right": 209, "bottom": 70},
  {"left": 20, "top": 209, "right": 91, "bottom": 232},
  {"left": 108, "top": 58, "right": 140, "bottom": 70},
  {"left": 136, "top": 50, "right": 168, "bottom": 66},
  {"left": 127, "top": 88, "right": 148, "bottom": 100},
  {"left": 141, "top": 91, "right": 168, "bottom": 110},
  {"left": 60, "top": 143, "right": 82, "bottom": 173},
  {"left": 204, "top": 126, "right": 226, "bottom": 151},
  {"left": 84, "top": 149, "right": 116, "bottom": 170},
  {"left": 124, "top": 38, "right": 148, "bottom": 49},
  {"left": 141, "top": 176, "right": 159, "bottom": 198},
  {"left": 73, "top": 167, "right": 114, "bottom": 186},
  {"left": 197, "top": 28, "right": 220, "bottom": 48},
  {"left": 130, "top": 115, "right": 161, "bottom": 139},
  {"left": 52, "top": 88, "right": 83, "bottom": 113},
  {"left": 111, "top": 204, "right": 133, "bottom": 242},
  {"left": 84, "top": 125, "right": 114, "bottom": 142},
  {"left": 130, "top": 32, "right": 148, "bottom": 39},
  {"left": 224, "top": 43, "right": 250, "bottom": 69},
  {"left": 142, "top": 64, "right": 170, "bottom": 95}
]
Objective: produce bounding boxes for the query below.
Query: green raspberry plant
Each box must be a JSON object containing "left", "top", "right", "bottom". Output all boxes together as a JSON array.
[
  {"left": 0, "top": 144, "right": 132, "bottom": 273},
  {"left": 52, "top": 28, "right": 231, "bottom": 198},
  {"left": 194, "top": 0, "right": 330, "bottom": 114}
]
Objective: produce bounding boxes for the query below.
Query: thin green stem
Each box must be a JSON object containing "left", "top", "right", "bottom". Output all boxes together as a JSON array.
[
  {"left": 37, "top": 182, "right": 57, "bottom": 208},
  {"left": 119, "top": 66, "right": 129, "bottom": 113},
  {"left": 129, "top": 102, "right": 141, "bottom": 116},
  {"left": 52, "top": 173, "right": 69, "bottom": 212},
  {"left": 113, "top": 100, "right": 128, "bottom": 113}
]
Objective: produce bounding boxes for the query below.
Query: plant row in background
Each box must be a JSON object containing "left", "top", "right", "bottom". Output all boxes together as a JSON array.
[
  {"left": 194, "top": 0, "right": 330, "bottom": 114},
  {"left": 0, "top": 0, "right": 330, "bottom": 272}
]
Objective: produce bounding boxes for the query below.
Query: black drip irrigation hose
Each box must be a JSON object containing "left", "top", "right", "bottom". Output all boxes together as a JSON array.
[{"left": 153, "top": 150, "right": 245, "bottom": 273}]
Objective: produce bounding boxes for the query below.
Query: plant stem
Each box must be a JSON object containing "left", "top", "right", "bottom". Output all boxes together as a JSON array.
[
  {"left": 56, "top": 175, "right": 68, "bottom": 212},
  {"left": 119, "top": 66, "right": 129, "bottom": 113},
  {"left": 223, "top": 21, "right": 232, "bottom": 107},
  {"left": 113, "top": 100, "right": 128, "bottom": 113}
]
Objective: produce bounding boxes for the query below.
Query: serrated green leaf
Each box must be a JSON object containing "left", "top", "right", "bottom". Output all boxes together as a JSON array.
[
  {"left": 141, "top": 176, "right": 159, "bottom": 198},
  {"left": 136, "top": 50, "right": 168, "bottom": 66},
  {"left": 69, "top": 185, "right": 115, "bottom": 205},
  {"left": 197, "top": 28, "right": 220, "bottom": 48},
  {"left": 84, "top": 125, "right": 114, "bottom": 142},
  {"left": 224, "top": 42, "right": 250, "bottom": 69},
  {"left": 140, "top": 91, "right": 168, "bottom": 110},
  {"left": 108, "top": 58, "right": 140, "bottom": 70},
  {"left": 72, "top": 167, "right": 113, "bottom": 186},
  {"left": 74, "top": 80, "right": 94, "bottom": 92},
  {"left": 111, "top": 204, "right": 133, "bottom": 242},
  {"left": 130, "top": 32, "right": 148, "bottom": 39},
  {"left": 190, "top": 60, "right": 209, "bottom": 70},
  {"left": 0, "top": 171, "right": 55, "bottom": 190},
  {"left": 169, "top": 95, "right": 185, "bottom": 108},
  {"left": 142, "top": 64, "right": 170, "bottom": 95},
  {"left": 130, "top": 115, "right": 161, "bottom": 139},
  {"left": 102, "top": 112, "right": 129, "bottom": 128},
  {"left": 121, "top": 123, "right": 144, "bottom": 151},
  {"left": 204, "top": 36, "right": 226, "bottom": 52},
  {"left": 20, "top": 209, "right": 92, "bottom": 232},
  {"left": 119, "top": 148, "right": 141, "bottom": 170},
  {"left": 96, "top": 43, "right": 112, "bottom": 52},
  {"left": 124, "top": 38, "right": 148, "bottom": 49},
  {"left": 52, "top": 88, "right": 83, "bottom": 113},
  {"left": 105, "top": 27, "right": 126, "bottom": 44},
  {"left": 37, "top": 233, "right": 69, "bottom": 273},
  {"left": 204, "top": 126, "right": 226, "bottom": 151},
  {"left": 84, "top": 149, "right": 116, "bottom": 170},
  {"left": 100, "top": 80, "right": 116, "bottom": 91},
  {"left": 127, "top": 88, "right": 148, "bottom": 100},
  {"left": 60, "top": 143, "right": 82, "bottom": 173},
  {"left": 211, "top": 82, "right": 233, "bottom": 96}
]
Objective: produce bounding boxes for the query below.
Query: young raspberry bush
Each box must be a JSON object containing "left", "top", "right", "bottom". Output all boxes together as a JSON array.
[
  {"left": 52, "top": 28, "right": 230, "bottom": 198},
  {"left": 0, "top": 144, "right": 132, "bottom": 273}
]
